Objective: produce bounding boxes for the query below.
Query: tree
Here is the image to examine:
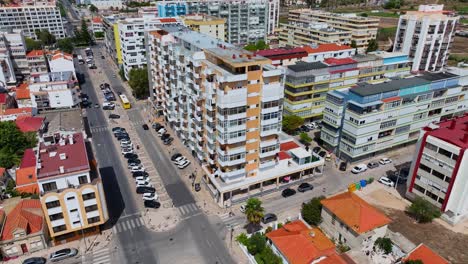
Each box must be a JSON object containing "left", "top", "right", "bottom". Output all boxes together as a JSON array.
[
  {"left": 244, "top": 43, "right": 257, "bottom": 51},
  {"left": 374, "top": 237, "right": 393, "bottom": 254},
  {"left": 35, "top": 29, "right": 56, "bottom": 46},
  {"left": 244, "top": 40, "right": 270, "bottom": 51},
  {"left": 89, "top": 4, "right": 98, "bottom": 13},
  {"left": 404, "top": 260, "right": 424, "bottom": 264},
  {"left": 299, "top": 132, "right": 312, "bottom": 144},
  {"left": 350, "top": 40, "right": 357, "bottom": 49},
  {"left": 366, "top": 39, "right": 379, "bottom": 53},
  {"left": 58, "top": 2, "right": 67, "bottom": 17},
  {"left": 94, "top": 32, "right": 104, "bottom": 39},
  {"left": 301, "top": 196, "right": 325, "bottom": 226},
  {"left": 0, "top": 121, "right": 36, "bottom": 168},
  {"left": 247, "top": 233, "right": 266, "bottom": 255},
  {"left": 406, "top": 197, "right": 441, "bottom": 223},
  {"left": 25, "top": 37, "right": 42, "bottom": 52},
  {"left": 76, "top": 19, "right": 93, "bottom": 45},
  {"left": 282, "top": 115, "right": 304, "bottom": 134},
  {"left": 244, "top": 198, "right": 264, "bottom": 225},
  {"left": 128, "top": 67, "right": 149, "bottom": 99},
  {"left": 57, "top": 38, "right": 74, "bottom": 53},
  {"left": 255, "top": 246, "right": 282, "bottom": 264}
]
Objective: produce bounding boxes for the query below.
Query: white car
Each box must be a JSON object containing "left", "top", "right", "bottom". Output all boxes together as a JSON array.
[
  {"left": 240, "top": 204, "right": 246, "bottom": 213},
  {"left": 143, "top": 192, "right": 158, "bottom": 201},
  {"left": 121, "top": 142, "right": 133, "bottom": 148},
  {"left": 130, "top": 166, "right": 145, "bottom": 173},
  {"left": 136, "top": 182, "right": 152, "bottom": 188},
  {"left": 121, "top": 148, "right": 134, "bottom": 155},
  {"left": 305, "top": 123, "right": 316, "bottom": 130},
  {"left": 173, "top": 156, "right": 187, "bottom": 164},
  {"left": 378, "top": 176, "right": 395, "bottom": 187},
  {"left": 121, "top": 139, "right": 131, "bottom": 145},
  {"left": 135, "top": 179, "right": 150, "bottom": 185},
  {"left": 135, "top": 176, "right": 149, "bottom": 181},
  {"left": 351, "top": 164, "right": 368, "bottom": 174},
  {"left": 379, "top": 158, "right": 392, "bottom": 165},
  {"left": 177, "top": 160, "right": 191, "bottom": 169}
]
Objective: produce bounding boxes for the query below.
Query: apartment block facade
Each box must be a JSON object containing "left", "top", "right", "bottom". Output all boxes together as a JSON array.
[
  {"left": 0, "top": 29, "right": 29, "bottom": 78},
  {"left": 321, "top": 72, "right": 468, "bottom": 162},
  {"left": 393, "top": 5, "right": 458, "bottom": 73},
  {"left": 0, "top": 1, "right": 65, "bottom": 40},
  {"left": 280, "top": 9, "right": 379, "bottom": 52},
  {"left": 27, "top": 50, "right": 48, "bottom": 75},
  {"left": 37, "top": 132, "right": 108, "bottom": 243},
  {"left": 180, "top": 14, "right": 225, "bottom": 40},
  {"left": 407, "top": 115, "right": 468, "bottom": 225},
  {"left": 156, "top": 0, "right": 279, "bottom": 45},
  {"left": 284, "top": 52, "right": 410, "bottom": 120},
  {"left": 147, "top": 26, "right": 324, "bottom": 206}
]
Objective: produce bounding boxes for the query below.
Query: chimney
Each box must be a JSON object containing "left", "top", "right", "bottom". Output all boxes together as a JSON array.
[
  {"left": 59, "top": 153, "right": 66, "bottom": 160},
  {"left": 68, "top": 135, "right": 74, "bottom": 145},
  {"left": 449, "top": 119, "right": 456, "bottom": 130},
  {"left": 462, "top": 133, "right": 468, "bottom": 144},
  {"left": 59, "top": 166, "right": 64, "bottom": 174}
]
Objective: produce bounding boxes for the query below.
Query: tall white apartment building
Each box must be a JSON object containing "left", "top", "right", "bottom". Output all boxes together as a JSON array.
[
  {"left": 37, "top": 132, "right": 109, "bottom": 243},
  {"left": 88, "top": 0, "right": 123, "bottom": 10},
  {"left": 0, "top": 29, "right": 29, "bottom": 78},
  {"left": 321, "top": 72, "right": 468, "bottom": 162},
  {"left": 0, "top": 33, "right": 17, "bottom": 87},
  {"left": 157, "top": 0, "right": 279, "bottom": 45},
  {"left": 393, "top": 5, "right": 459, "bottom": 73},
  {"left": 0, "top": 0, "right": 65, "bottom": 40},
  {"left": 29, "top": 71, "right": 80, "bottom": 112},
  {"left": 116, "top": 17, "right": 183, "bottom": 79},
  {"left": 147, "top": 26, "right": 324, "bottom": 207}
]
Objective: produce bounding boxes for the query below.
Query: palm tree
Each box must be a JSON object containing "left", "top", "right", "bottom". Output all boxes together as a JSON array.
[{"left": 244, "top": 198, "right": 264, "bottom": 225}]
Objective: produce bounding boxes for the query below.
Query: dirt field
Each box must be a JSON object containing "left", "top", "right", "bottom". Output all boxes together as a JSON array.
[
  {"left": 451, "top": 36, "right": 468, "bottom": 55},
  {"left": 379, "top": 207, "right": 468, "bottom": 264}
]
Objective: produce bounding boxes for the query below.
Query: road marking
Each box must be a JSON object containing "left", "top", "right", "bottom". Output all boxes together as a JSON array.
[
  {"left": 112, "top": 226, "right": 117, "bottom": 233},
  {"left": 128, "top": 219, "right": 135, "bottom": 228},
  {"left": 121, "top": 222, "right": 128, "bottom": 231}
]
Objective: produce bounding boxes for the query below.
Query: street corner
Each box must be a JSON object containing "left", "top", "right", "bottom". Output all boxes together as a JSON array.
[{"left": 144, "top": 205, "right": 181, "bottom": 232}]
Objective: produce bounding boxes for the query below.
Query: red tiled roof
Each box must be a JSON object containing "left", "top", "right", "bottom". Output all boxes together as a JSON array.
[
  {"left": 37, "top": 133, "right": 90, "bottom": 179},
  {"left": 424, "top": 115, "right": 468, "bottom": 149},
  {"left": 92, "top": 17, "right": 102, "bottom": 23},
  {"left": 266, "top": 220, "right": 336, "bottom": 264},
  {"left": 278, "top": 151, "right": 291, "bottom": 160},
  {"left": 2, "top": 107, "right": 33, "bottom": 116},
  {"left": 26, "top": 50, "right": 44, "bottom": 57},
  {"left": 324, "top": 57, "right": 356, "bottom": 66},
  {"left": 280, "top": 141, "right": 300, "bottom": 151},
  {"left": 316, "top": 253, "right": 348, "bottom": 264},
  {"left": 20, "top": 149, "right": 36, "bottom": 168},
  {"left": 1, "top": 199, "right": 43, "bottom": 241},
  {"left": 0, "top": 93, "right": 6, "bottom": 104},
  {"left": 0, "top": 167, "right": 5, "bottom": 176},
  {"left": 303, "top": 44, "right": 353, "bottom": 54},
  {"left": 256, "top": 47, "right": 308, "bottom": 59},
  {"left": 15, "top": 88, "right": 30, "bottom": 100},
  {"left": 15, "top": 116, "right": 44, "bottom": 132},
  {"left": 321, "top": 192, "right": 391, "bottom": 234},
  {"left": 159, "top": 18, "right": 178, "bottom": 23},
  {"left": 16, "top": 167, "right": 38, "bottom": 194},
  {"left": 403, "top": 244, "right": 449, "bottom": 264}
]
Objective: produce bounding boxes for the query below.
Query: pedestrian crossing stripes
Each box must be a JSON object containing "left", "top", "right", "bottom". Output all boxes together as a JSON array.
[
  {"left": 177, "top": 203, "right": 200, "bottom": 217},
  {"left": 89, "top": 120, "right": 146, "bottom": 133},
  {"left": 219, "top": 213, "right": 244, "bottom": 228},
  {"left": 89, "top": 247, "right": 112, "bottom": 264},
  {"left": 112, "top": 216, "right": 145, "bottom": 234}
]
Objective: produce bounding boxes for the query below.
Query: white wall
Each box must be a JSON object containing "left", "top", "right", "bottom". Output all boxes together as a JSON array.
[{"left": 49, "top": 59, "right": 76, "bottom": 75}]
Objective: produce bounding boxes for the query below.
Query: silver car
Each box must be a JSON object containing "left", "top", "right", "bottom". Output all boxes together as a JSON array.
[{"left": 50, "top": 248, "right": 78, "bottom": 262}]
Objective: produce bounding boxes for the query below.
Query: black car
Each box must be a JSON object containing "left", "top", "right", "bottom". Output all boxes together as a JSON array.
[
  {"left": 128, "top": 158, "right": 141, "bottom": 165},
  {"left": 297, "top": 182, "right": 314, "bottom": 192},
  {"left": 282, "top": 188, "right": 296, "bottom": 198},
  {"left": 22, "top": 257, "right": 47, "bottom": 264},
  {"left": 109, "top": 114, "right": 120, "bottom": 119},
  {"left": 112, "top": 127, "right": 125, "bottom": 132},
  {"left": 161, "top": 133, "right": 171, "bottom": 140},
  {"left": 124, "top": 153, "right": 138, "bottom": 159},
  {"left": 318, "top": 151, "right": 327, "bottom": 158},
  {"left": 153, "top": 123, "right": 163, "bottom": 130},
  {"left": 114, "top": 131, "right": 128, "bottom": 137},
  {"left": 101, "top": 55, "right": 105, "bottom": 59},
  {"left": 171, "top": 153, "right": 182, "bottom": 161},
  {"left": 132, "top": 171, "right": 148, "bottom": 177},
  {"left": 163, "top": 137, "right": 174, "bottom": 145},
  {"left": 262, "top": 213, "right": 278, "bottom": 224},
  {"left": 367, "top": 161, "right": 379, "bottom": 169},
  {"left": 300, "top": 125, "right": 310, "bottom": 132},
  {"left": 312, "top": 147, "right": 321, "bottom": 154},
  {"left": 117, "top": 136, "right": 130, "bottom": 141},
  {"left": 136, "top": 186, "right": 156, "bottom": 194},
  {"left": 144, "top": 200, "right": 161, "bottom": 208},
  {"left": 142, "top": 124, "right": 149, "bottom": 130},
  {"left": 194, "top": 183, "right": 201, "bottom": 192},
  {"left": 339, "top": 162, "right": 347, "bottom": 171}
]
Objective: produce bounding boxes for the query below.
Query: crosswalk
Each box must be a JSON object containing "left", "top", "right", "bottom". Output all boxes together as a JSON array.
[
  {"left": 112, "top": 215, "right": 145, "bottom": 234},
  {"left": 177, "top": 203, "right": 200, "bottom": 218},
  {"left": 87, "top": 247, "right": 112, "bottom": 264},
  {"left": 219, "top": 213, "right": 244, "bottom": 228},
  {"left": 89, "top": 120, "right": 146, "bottom": 133}
]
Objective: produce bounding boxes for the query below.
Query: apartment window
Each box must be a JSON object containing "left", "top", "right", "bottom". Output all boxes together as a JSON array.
[
  {"left": 217, "top": 118, "right": 246, "bottom": 128},
  {"left": 82, "top": 192, "right": 96, "bottom": 201},
  {"left": 425, "top": 142, "right": 438, "bottom": 152},
  {"left": 385, "top": 101, "right": 400, "bottom": 109},
  {"left": 88, "top": 216, "right": 101, "bottom": 224},
  {"left": 418, "top": 93, "right": 432, "bottom": 102},
  {"left": 72, "top": 220, "right": 81, "bottom": 225},
  {"left": 262, "top": 112, "right": 279, "bottom": 120},
  {"left": 261, "top": 145, "right": 278, "bottom": 153},
  {"left": 432, "top": 169, "right": 446, "bottom": 181},
  {"left": 261, "top": 123, "right": 280, "bottom": 132},
  {"left": 66, "top": 197, "right": 75, "bottom": 201},
  {"left": 380, "top": 119, "right": 397, "bottom": 129},
  {"left": 217, "top": 106, "right": 247, "bottom": 116},
  {"left": 395, "top": 125, "right": 410, "bottom": 135},
  {"left": 419, "top": 164, "right": 431, "bottom": 173},
  {"left": 413, "top": 113, "right": 425, "bottom": 121},
  {"left": 46, "top": 200, "right": 60, "bottom": 209},
  {"left": 78, "top": 176, "right": 88, "bottom": 185},
  {"left": 85, "top": 205, "right": 98, "bottom": 213},
  {"left": 262, "top": 99, "right": 282, "bottom": 108},
  {"left": 42, "top": 182, "right": 57, "bottom": 192},
  {"left": 52, "top": 225, "right": 67, "bottom": 233},
  {"left": 413, "top": 183, "right": 426, "bottom": 194},
  {"left": 438, "top": 148, "right": 453, "bottom": 159},
  {"left": 49, "top": 213, "right": 64, "bottom": 221}
]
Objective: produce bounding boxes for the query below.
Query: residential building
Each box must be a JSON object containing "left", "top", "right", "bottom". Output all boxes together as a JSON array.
[
  {"left": 280, "top": 9, "right": 379, "bottom": 52},
  {"left": 393, "top": 5, "right": 459, "bottom": 72},
  {"left": 0, "top": 0, "right": 65, "bottom": 40},
  {"left": 0, "top": 93, "right": 16, "bottom": 112},
  {"left": 116, "top": 17, "right": 183, "bottom": 79},
  {"left": 320, "top": 192, "right": 391, "bottom": 249},
  {"left": 0, "top": 41, "right": 16, "bottom": 87},
  {"left": 48, "top": 51, "right": 75, "bottom": 77},
  {"left": 157, "top": 0, "right": 279, "bottom": 45},
  {"left": 0, "top": 107, "right": 32, "bottom": 121},
  {"left": 402, "top": 244, "right": 449, "bottom": 264},
  {"left": 27, "top": 50, "right": 48, "bottom": 75},
  {"left": 284, "top": 52, "right": 410, "bottom": 120},
  {"left": 266, "top": 220, "right": 346, "bottom": 264},
  {"left": 147, "top": 27, "right": 324, "bottom": 207},
  {"left": 139, "top": 6, "right": 159, "bottom": 19},
  {"left": 91, "top": 17, "right": 104, "bottom": 34},
  {"left": 88, "top": 0, "right": 123, "bottom": 10},
  {"left": 15, "top": 148, "right": 40, "bottom": 194},
  {"left": 37, "top": 132, "right": 108, "bottom": 243},
  {"left": 15, "top": 116, "right": 45, "bottom": 133},
  {"left": 406, "top": 115, "right": 468, "bottom": 225},
  {"left": 302, "top": 43, "right": 355, "bottom": 63},
  {"left": 15, "top": 83, "right": 33, "bottom": 110},
  {"left": 102, "top": 15, "right": 119, "bottom": 64},
  {"left": 0, "top": 29, "right": 29, "bottom": 78},
  {"left": 0, "top": 199, "right": 48, "bottom": 258},
  {"left": 320, "top": 72, "right": 468, "bottom": 162},
  {"left": 180, "top": 14, "right": 225, "bottom": 40},
  {"left": 29, "top": 71, "right": 80, "bottom": 112},
  {"left": 256, "top": 47, "right": 309, "bottom": 67}
]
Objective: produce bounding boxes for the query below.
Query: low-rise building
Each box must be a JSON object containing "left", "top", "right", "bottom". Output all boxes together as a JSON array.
[
  {"left": 279, "top": 21, "right": 352, "bottom": 48},
  {"left": 27, "top": 50, "right": 48, "bottom": 75},
  {"left": 0, "top": 29, "right": 28, "bottom": 79},
  {"left": 256, "top": 47, "right": 309, "bottom": 67},
  {"left": 48, "top": 52, "right": 75, "bottom": 77},
  {"left": 180, "top": 14, "right": 225, "bottom": 40},
  {"left": 15, "top": 148, "right": 40, "bottom": 194},
  {"left": 37, "top": 132, "right": 109, "bottom": 243},
  {"left": 15, "top": 83, "right": 33, "bottom": 110},
  {"left": 88, "top": 0, "right": 123, "bottom": 10},
  {"left": 0, "top": 107, "right": 32, "bottom": 121},
  {"left": 91, "top": 17, "right": 104, "bottom": 34},
  {"left": 321, "top": 72, "right": 468, "bottom": 162},
  {"left": 320, "top": 192, "right": 391, "bottom": 249},
  {"left": 402, "top": 243, "right": 449, "bottom": 264},
  {"left": 0, "top": 93, "right": 16, "bottom": 112},
  {"left": 406, "top": 115, "right": 468, "bottom": 225},
  {"left": 302, "top": 43, "right": 355, "bottom": 63}
]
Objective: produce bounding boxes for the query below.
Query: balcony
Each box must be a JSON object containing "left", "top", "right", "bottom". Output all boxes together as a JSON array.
[{"left": 219, "top": 168, "right": 246, "bottom": 182}]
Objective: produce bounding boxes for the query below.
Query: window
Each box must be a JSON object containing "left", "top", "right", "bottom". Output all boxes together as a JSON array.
[
  {"left": 438, "top": 148, "right": 453, "bottom": 159},
  {"left": 261, "top": 123, "right": 280, "bottom": 132},
  {"left": 88, "top": 216, "right": 101, "bottom": 224},
  {"left": 432, "top": 169, "right": 446, "bottom": 181},
  {"left": 72, "top": 220, "right": 81, "bottom": 225},
  {"left": 82, "top": 192, "right": 96, "bottom": 201},
  {"left": 78, "top": 176, "right": 88, "bottom": 184},
  {"left": 413, "top": 184, "right": 426, "bottom": 194},
  {"left": 262, "top": 112, "right": 279, "bottom": 120},
  {"left": 425, "top": 142, "right": 438, "bottom": 152},
  {"left": 66, "top": 196, "right": 75, "bottom": 200},
  {"left": 46, "top": 200, "right": 60, "bottom": 209},
  {"left": 42, "top": 182, "right": 57, "bottom": 192},
  {"left": 380, "top": 119, "right": 397, "bottom": 129},
  {"left": 85, "top": 204, "right": 98, "bottom": 213},
  {"left": 49, "top": 213, "right": 64, "bottom": 221},
  {"left": 261, "top": 144, "right": 278, "bottom": 153},
  {"left": 419, "top": 163, "right": 431, "bottom": 173},
  {"left": 52, "top": 225, "right": 67, "bottom": 233},
  {"left": 262, "top": 99, "right": 282, "bottom": 109}
]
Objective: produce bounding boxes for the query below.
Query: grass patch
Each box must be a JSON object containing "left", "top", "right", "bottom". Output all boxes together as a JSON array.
[
  {"left": 460, "top": 19, "right": 468, "bottom": 25},
  {"left": 366, "top": 12, "right": 401, "bottom": 18},
  {"left": 377, "top": 27, "right": 397, "bottom": 41},
  {"left": 279, "top": 16, "right": 288, "bottom": 24}
]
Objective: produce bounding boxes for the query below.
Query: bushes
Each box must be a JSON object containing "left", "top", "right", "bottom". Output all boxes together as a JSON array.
[
  {"left": 367, "top": 177, "right": 374, "bottom": 184},
  {"left": 282, "top": 115, "right": 304, "bottom": 134},
  {"left": 374, "top": 237, "right": 392, "bottom": 254},
  {"left": 237, "top": 233, "right": 282, "bottom": 264},
  {"left": 247, "top": 233, "right": 266, "bottom": 255},
  {"left": 299, "top": 132, "right": 312, "bottom": 144},
  {"left": 301, "top": 196, "right": 325, "bottom": 226},
  {"left": 406, "top": 197, "right": 441, "bottom": 223}
]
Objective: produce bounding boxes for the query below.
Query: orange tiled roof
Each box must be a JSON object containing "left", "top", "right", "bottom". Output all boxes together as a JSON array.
[
  {"left": 51, "top": 53, "right": 73, "bottom": 61},
  {"left": 16, "top": 83, "right": 29, "bottom": 90},
  {"left": 26, "top": 50, "right": 44, "bottom": 57},
  {"left": 0, "top": 167, "right": 5, "bottom": 176},
  {"left": 2, "top": 107, "right": 33, "bottom": 116},
  {"left": 316, "top": 253, "right": 348, "bottom": 264},
  {"left": 15, "top": 116, "right": 44, "bottom": 132},
  {"left": 16, "top": 88, "right": 30, "bottom": 100},
  {"left": 403, "top": 244, "right": 449, "bottom": 264},
  {"left": 321, "top": 192, "right": 391, "bottom": 234},
  {"left": 92, "top": 17, "right": 103, "bottom": 23},
  {"left": 303, "top": 43, "right": 353, "bottom": 54},
  {"left": 16, "top": 167, "right": 37, "bottom": 187},
  {"left": 1, "top": 200, "right": 43, "bottom": 241},
  {"left": 266, "top": 220, "right": 336, "bottom": 264}
]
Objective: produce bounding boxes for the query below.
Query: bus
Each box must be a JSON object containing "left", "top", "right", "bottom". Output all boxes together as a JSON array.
[
  {"left": 77, "top": 55, "right": 84, "bottom": 64},
  {"left": 119, "top": 94, "right": 131, "bottom": 109}
]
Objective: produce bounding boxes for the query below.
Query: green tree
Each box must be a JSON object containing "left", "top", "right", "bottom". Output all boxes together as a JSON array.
[
  {"left": 247, "top": 233, "right": 266, "bottom": 255},
  {"left": 35, "top": 29, "right": 56, "bottom": 46},
  {"left": 94, "top": 32, "right": 104, "bottom": 39},
  {"left": 301, "top": 196, "right": 325, "bottom": 226},
  {"left": 374, "top": 237, "right": 393, "bottom": 254},
  {"left": 404, "top": 260, "right": 424, "bottom": 264},
  {"left": 89, "top": 4, "right": 98, "bottom": 13},
  {"left": 299, "top": 132, "right": 312, "bottom": 144},
  {"left": 406, "top": 197, "right": 441, "bottom": 223},
  {"left": 366, "top": 39, "right": 379, "bottom": 53},
  {"left": 282, "top": 115, "right": 304, "bottom": 134},
  {"left": 58, "top": 1, "right": 67, "bottom": 17},
  {"left": 25, "top": 37, "right": 42, "bottom": 52},
  {"left": 244, "top": 198, "right": 264, "bottom": 225},
  {"left": 255, "top": 40, "right": 269, "bottom": 50},
  {"left": 77, "top": 19, "right": 93, "bottom": 45},
  {"left": 57, "top": 38, "right": 74, "bottom": 54},
  {"left": 128, "top": 67, "right": 149, "bottom": 99},
  {"left": 235, "top": 233, "right": 249, "bottom": 246},
  {"left": 0, "top": 121, "right": 37, "bottom": 168},
  {"left": 244, "top": 43, "right": 257, "bottom": 51},
  {"left": 255, "top": 246, "right": 282, "bottom": 264},
  {"left": 360, "top": 12, "right": 368, "bottom": 17},
  {"left": 350, "top": 40, "right": 357, "bottom": 49}
]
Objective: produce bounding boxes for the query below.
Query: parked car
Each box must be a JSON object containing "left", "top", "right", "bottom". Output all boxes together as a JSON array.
[
  {"left": 351, "top": 164, "right": 368, "bottom": 174},
  {"left": 318, "top": 151, "right": 327, "bottom": 158},
  {"left": 305, "top": 123, "right": 316, "bottom": 130},
  {"left": 112, "top": 127, "right": 124, "bottom": 132},
  {"left": 143, "top": 192, "right": 157, "bottom": 201},
  {"left": 22, "top": 257, "right": 46, "bottom": 264},
  {"left": 121, "top": 148, "right": 134, "bottom": 155},
  {"left": 171, "top": 153, "right": 182, "bottom": 161},
  {"left": 135, "top": 176, "right": 149, "bottom": 182},
  {"left": 142, "top": 124, "right": 149, "bottom": 130},
  {"left": 124, "top": 153, "right": 138, "bottom": 159},
  {"left": 339, "top": 162, "right": 347, "bottom": 171},
  {"left": 378, "top": 176, "right": 395, "bottom": 187},
  {"left": 379, "top": 157, "right": 392, "bottom": 165},
  {"left": 130, "top": 166, "right": 145, "bottom": 173},
  {"left": 194, "top": 183, "right": 201, "bottom": 192},
  {"left": 299, "top": 125, "right": 310, "bottom": 132},
  {"left": 157, "top": 129, "right": 167, "bottom": 137},
  {"left": 163, "top": 137, "right": 174, "bottom": 145},
  {"left": 161, "top": 133, "right": 171, "bottom": 140},
  {"left": 136, "top": 186, "right": 156, "bottom": 194},
  {"left": 117, "top": 135, "right": 130, "bottom": 141},
  {"left": 240, "top": 204, "right": 246, "bottom": 213},
  {"left": 49, "top": 248, "right": 78, "bottom": 262},
  {"left": 144, "top": 200, "right": 161, "bottom": 208},
  {"left": 128, "top": 162, "right": 140, "bottom": 169},
  {"left": 281, "top": 188, "right": 296, "bottom": 198},
  {"left": 312, "top": 147, "right": 321, "bottom": 154},
  {"left": 132, "top": 171, "right": 148, "bottom": 178},
  {"left": 136, "top": 182, "right": 152, "bottom": 188},
  {"left": 173, "top": 156, "right": 187, "bottom": 164},
  {"left": 297, "top": 182, "right": 314, "bottom": 192},
  {"left": 177, "top": 160, "right": 191, "bottom": 169},
  {"left": 262, "top": 213, "right": 278, "bottom": 224},
  {"left": 135, "top": 178, "right": 150, "bottom": 185},
  {"left": 325, "top": 153, "right": 331, "bottom": 162},
  {"left": 367, "top": 161, "right": 379, "bottom": 169},
  {"left": 109, "top": 114, "right": 120, "bottom": 119},
  {"left": 127, "top": 158, "right": 141, "bottom": 165},
  {"left": 153, "top": 123, "right": 163, "bottom": 130},
  {"left": 121, "top": 142, "right": 134, "bottom": 149}
]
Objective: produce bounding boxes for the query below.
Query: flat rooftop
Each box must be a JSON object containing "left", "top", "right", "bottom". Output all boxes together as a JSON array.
[
  {"left": 39, "top": 109, "right": 83, "bottom": 134},
  {"left": 288, "top": 61, "right": 328, "bottom": 72},
  {"left": 417, "top": 72, "right": 458, "bottom": 82},
  {"left": 351, "top": 77, "right": 430, "bottom": 97}
]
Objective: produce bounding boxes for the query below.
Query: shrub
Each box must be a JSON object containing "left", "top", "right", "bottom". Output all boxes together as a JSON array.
[
  {"left": 265, "top": 226, "right": 273, "bottom": 234},
  {"left": 404, "top": 260, "right": 424, "bottom": 264},
  {"left": 299, "top": 132, "right": 312, "bottom": 144},
  {"left": 406, "top": 197, "right": 441, "bottom": 223},
  {"left": 236, "top": 233, "right": 249, "bottom": 246},
  {"left": 301, "top": 196, "right": 325, "bottom": 226},
  {"left": 247, "top": 233, "right": 266, "bottom": 255},
  {"left": 367, "top": 177, "right": 374, "bottom": 184},
  {"left": 374, "top": 237, "right": 393, "bottom": 254},
  {"left": 337, "top": 243, "right": 350, "bottom": 253},
  {"left": 255, "top": 246, "right": 282, "bottom": 264}
]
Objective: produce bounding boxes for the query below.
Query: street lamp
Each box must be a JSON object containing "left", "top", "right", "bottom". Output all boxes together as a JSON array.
[{"left": 75, "top": 212, "right": 88, "bottom": 253}]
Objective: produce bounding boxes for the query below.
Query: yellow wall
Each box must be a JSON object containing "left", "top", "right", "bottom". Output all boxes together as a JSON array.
[{"left": 114, "top": 24, "right": 123, "bottom": 65}]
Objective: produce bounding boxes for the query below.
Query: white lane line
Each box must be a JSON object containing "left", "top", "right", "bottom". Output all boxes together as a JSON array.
[{"left": 128, "top": 219, "right": 135, "bottom": 229}]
